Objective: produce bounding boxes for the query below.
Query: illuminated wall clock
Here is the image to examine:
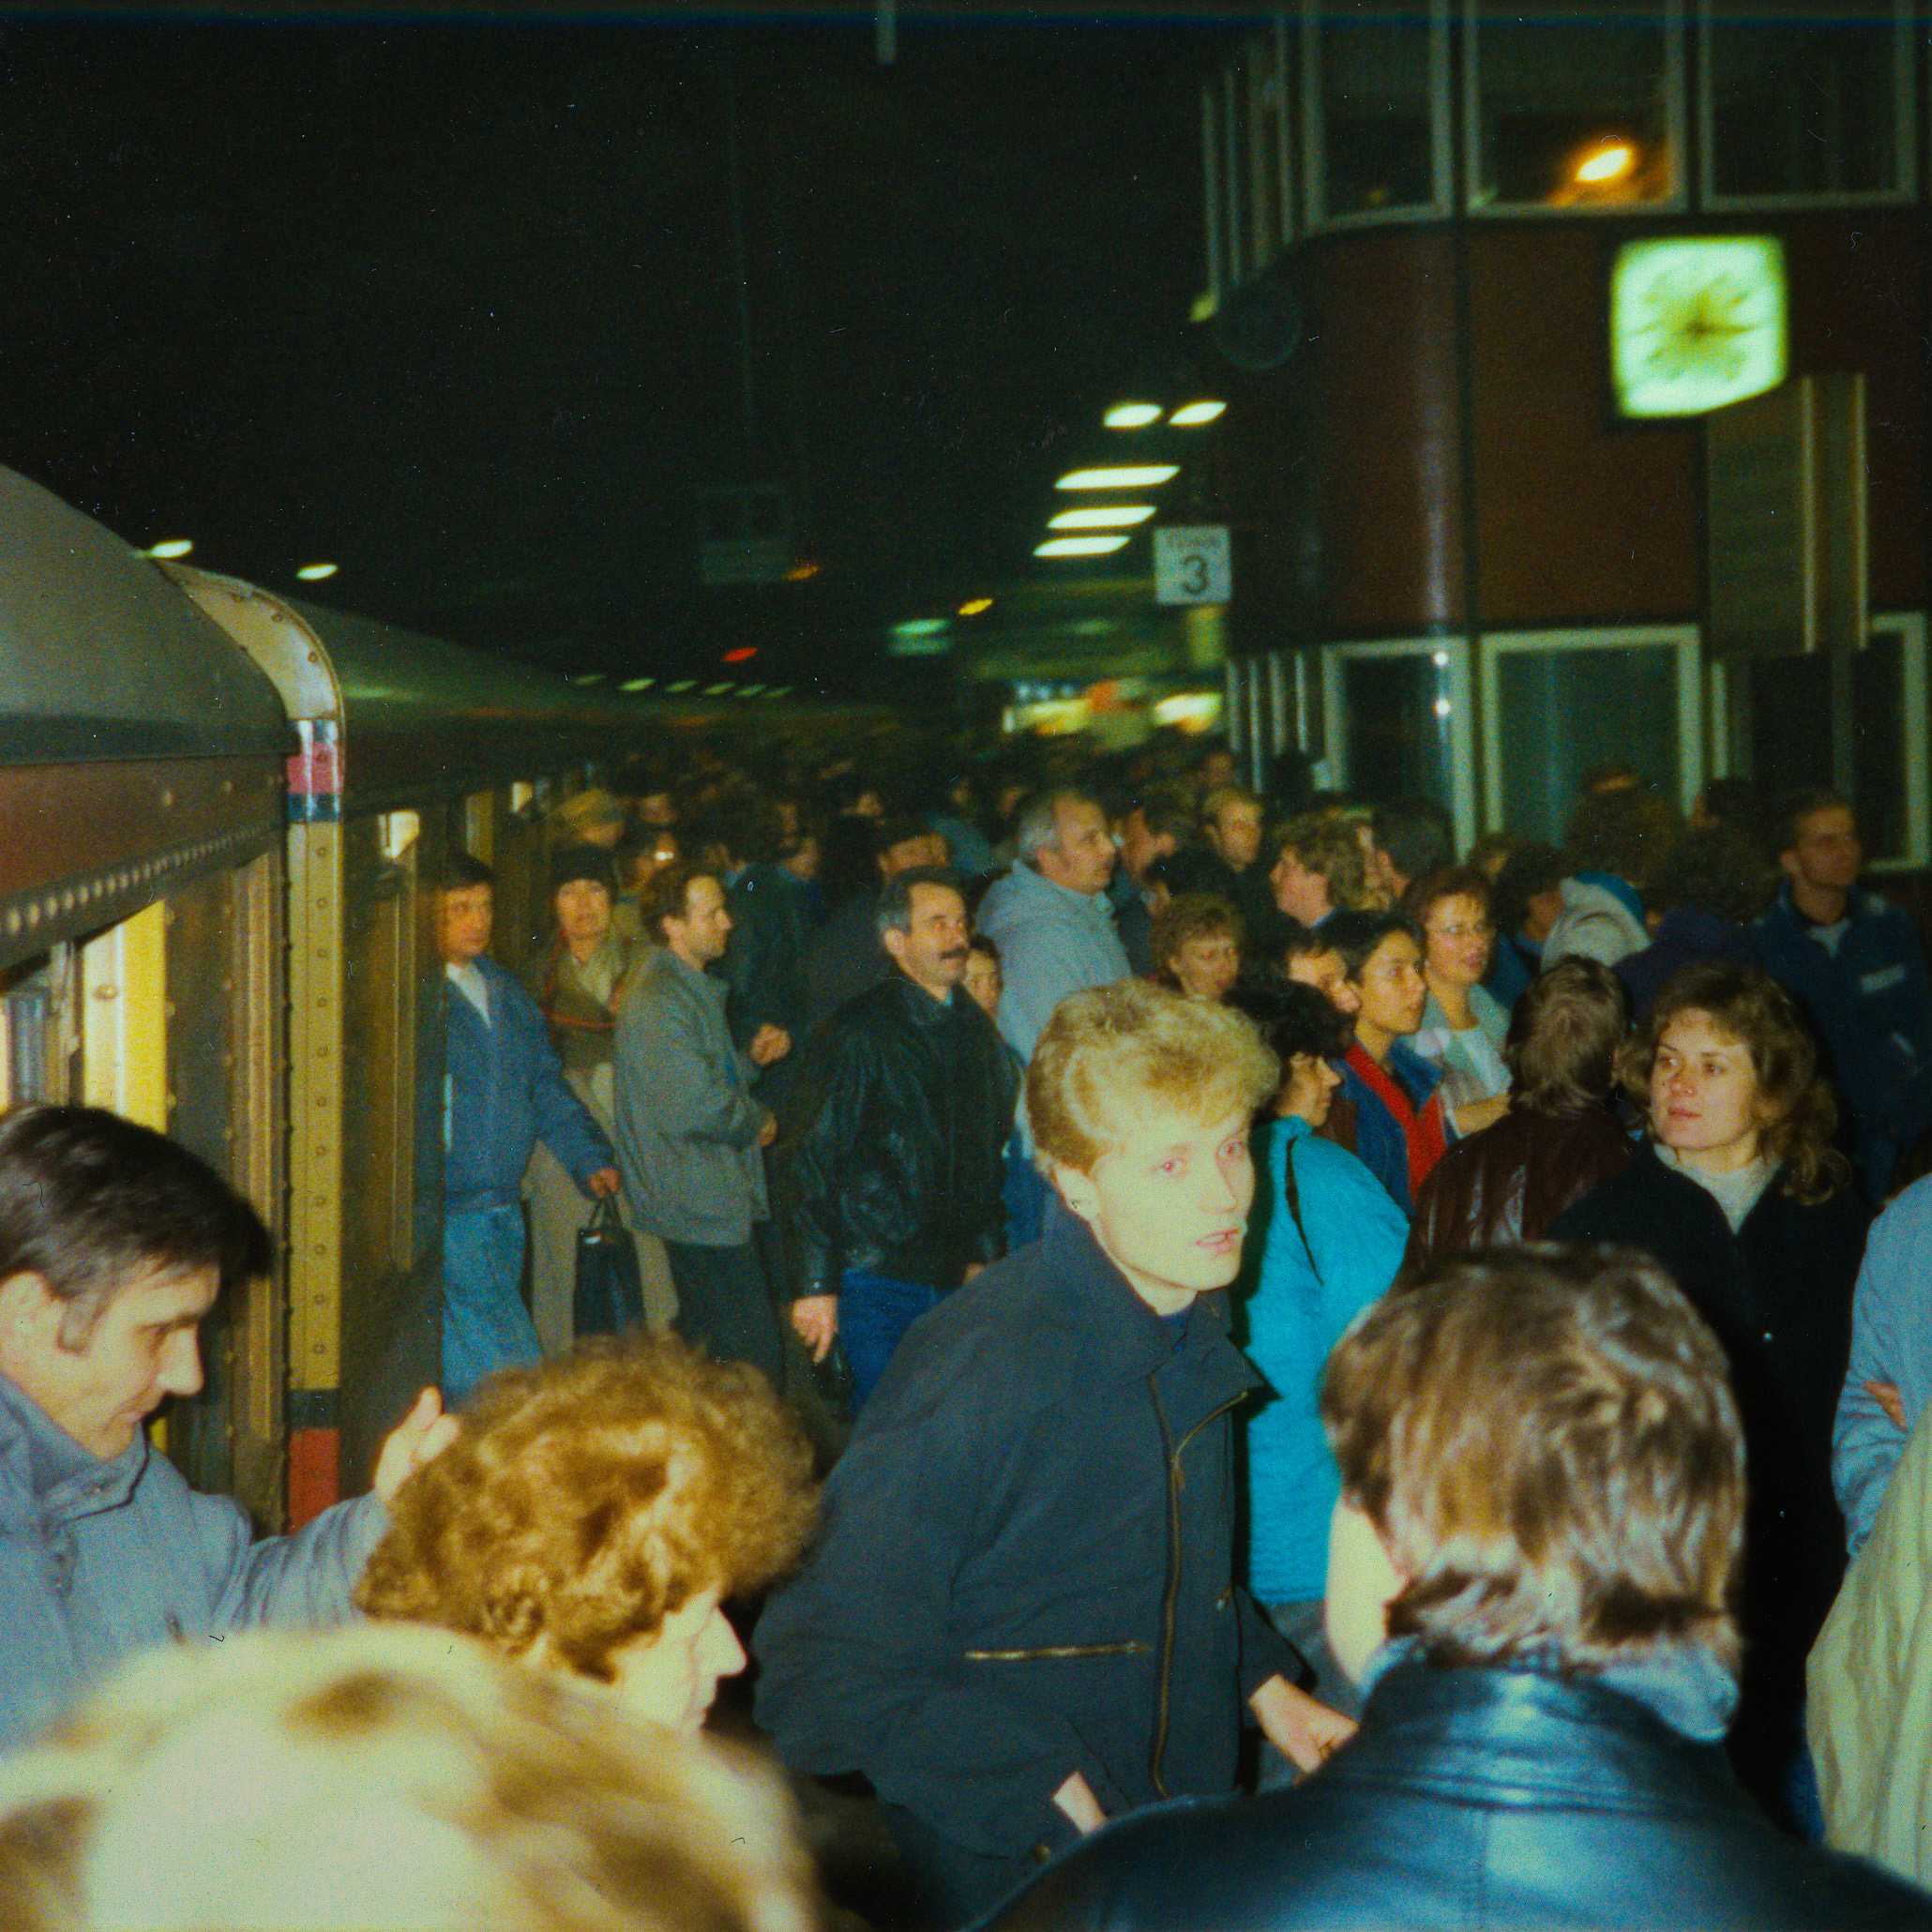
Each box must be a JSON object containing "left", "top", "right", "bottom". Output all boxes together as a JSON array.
[{"left": 1610, "top": 235, "right": 1788, "bottom": 418}]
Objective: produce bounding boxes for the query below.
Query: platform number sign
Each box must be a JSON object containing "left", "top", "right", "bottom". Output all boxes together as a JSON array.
[{"left": 1154, "top": 525, "right": 1231, "bottom": 606}]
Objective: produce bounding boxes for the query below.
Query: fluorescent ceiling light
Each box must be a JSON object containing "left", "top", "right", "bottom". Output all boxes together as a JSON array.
[
  {"left": 1034, "top": 535, "right": 1129, "bottom": 558},
  {"left": 958, "top": 596, "right": 994, "bottom": 615},
  {"left": 1049, "top": 505, "right": 1155, "bottom": 530},
  {"left": 1577, "top": 143, "right": 1635, "bottom": 184},
  {"left": 1104, "top": 402, "right": 1162, "bottom": 429},
  {"left": 666, "top": 680, "right": 696, "bottom": 693},
  {"left": 573, "top": 672, "right": 605, "bottom": 685},
  {"left": 295, "top": 562, "right": 338, "bottom": 581},
  {"left": 891, "top": 618, "right": 949, "bottom": 640},
  {"left": 146, "top": 539, "right": 193, "bottom": 559},
  {"left": 620, "top": 677, "right": 655, "bottom": 692},
  {"left": 1169, "top": 400, "right": 1225, "bottom": 426},
  {"left": 1054, "top": 465, "right": 1178, "bottom": 491},
  {"left": 704, "top": 684, "right": 732, "bottom": 696}
]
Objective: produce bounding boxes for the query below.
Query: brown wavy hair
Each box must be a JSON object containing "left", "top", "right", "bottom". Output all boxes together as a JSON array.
[
  {"left": 1322, "top": 1245, "right": 1743, "bottom": 1673},
  {"left": 1618, "top": 960, "right": 1847, "bottom": 1203},
  {"left": 1150, "top": 892, "right": 1244, "bottom": 989},
  {"left": 1504, "top": 957, "right": 1627, "bottom": 1112},
  {"left": 357, "top": 1337, "right": 817, "bottom": 1682}
]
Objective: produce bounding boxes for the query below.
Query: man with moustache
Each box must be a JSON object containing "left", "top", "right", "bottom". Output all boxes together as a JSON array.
[{"left": 780, "top": 868, "right": 1018, "bottom": 1410}]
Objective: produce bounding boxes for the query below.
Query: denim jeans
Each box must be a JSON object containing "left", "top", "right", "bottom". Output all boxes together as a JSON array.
[
  {"left": 443, "top": 1204, "right": 541, "bottom": 1408},
  {"left": 840, "top": 1269, "right": 944, "bottom": 1410}
]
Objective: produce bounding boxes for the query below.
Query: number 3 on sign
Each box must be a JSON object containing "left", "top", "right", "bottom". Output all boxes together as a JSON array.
[{"left": 1154, "top": 526, "right": 1231, "bottom": 606}]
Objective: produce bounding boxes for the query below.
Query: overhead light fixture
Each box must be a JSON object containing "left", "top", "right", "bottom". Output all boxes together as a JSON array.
[
  {"left": 1054, "top": 465, "right": 1178, "bottom": 491},
  {"left": 739, "top": 683, "right": 765, "bottom": 695},
  {"left": 767, "top": 686, "right": 793, "bottom": 699},
  {"left": 723, "top": 646, "right": 758, "bottom": 663},
  {"left": 891, "top": 618, "right": 949, "bottom": 640},
  {"left": 573, "top": 672, "right": 606, "bottom": 685},
  {"left": 1104, "top": 402, "right": 1162, "bottom": 429},
  {"left": 958, "top": 596, "right": 994, "bottom": 616},
  {"left": 783, "top": 560, "right": 820, "bottom": 581},
  {"left": 1576, "top": 142, "right": 1636, "bottom": 185},
  {"left": 146, "top": 539, "right": 193, "bottom": 559},
  {"left": 666, "top": 680, "right": 696, "bottom": 693},
  {"left": 295, "top": 563, "right": 338, "bottom": 581},
  {"left": 620, "top": 677, "right": 656, "bottom": 692},
  {"left": 1169, "top": 400, "right": 1225, "bottom": 426},
  {"left": 1034, "top": 535, "right": 1130, "bottom": 558},
  {"left": 704, "top": 684, "right": 732, "bottom": 696},
  {"left": 1049, "top": 505, "right": 1155, "bottom": 530}
]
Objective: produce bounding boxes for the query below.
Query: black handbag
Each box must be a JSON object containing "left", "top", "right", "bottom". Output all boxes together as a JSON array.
[{"left": 573, "top": 1194, "right": 646, "bottom": 1339}]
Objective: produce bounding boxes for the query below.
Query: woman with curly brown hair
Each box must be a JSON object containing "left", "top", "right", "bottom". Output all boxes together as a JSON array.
[
  {"left": 1550, "top": 959, "right": 1872, "bottom": 1830},
  {"left": 357, "top": 1336, "right": 817, "bottom": 1735}
]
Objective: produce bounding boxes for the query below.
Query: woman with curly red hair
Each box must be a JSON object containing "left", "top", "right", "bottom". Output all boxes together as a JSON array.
[{"left": 357, "top": 1335, "right": 817, "bottom": 1735}]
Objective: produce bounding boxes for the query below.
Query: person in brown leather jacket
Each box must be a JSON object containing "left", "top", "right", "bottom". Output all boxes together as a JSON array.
[{"left": 1404, "top": 958, "right": 1633, "bottom": 1270}]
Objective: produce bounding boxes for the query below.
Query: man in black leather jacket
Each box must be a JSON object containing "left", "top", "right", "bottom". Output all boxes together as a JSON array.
[
  {"left": 980, "top": 1247, "right": 1932, "bottom": 1931},
  {"left": 779, "top": 867, "right": 1019, "bottom": 1408}
]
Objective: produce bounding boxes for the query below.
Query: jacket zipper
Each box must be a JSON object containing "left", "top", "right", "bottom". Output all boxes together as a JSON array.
[{"left": 1149, "top": 1381, "right": 1242, "bottom": 1798}]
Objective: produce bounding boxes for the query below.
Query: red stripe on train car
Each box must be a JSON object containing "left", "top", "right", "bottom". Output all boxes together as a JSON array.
[{"left": 288, "top": 1426, "right": 341, "bottom": 1528}]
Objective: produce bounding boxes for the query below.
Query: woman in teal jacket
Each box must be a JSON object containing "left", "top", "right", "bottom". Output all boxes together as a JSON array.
[{"left": 1231, "top": 974, "right": 1408, "bottom": 1723}]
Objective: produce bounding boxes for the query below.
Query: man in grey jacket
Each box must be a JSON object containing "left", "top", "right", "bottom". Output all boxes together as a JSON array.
[
  {"left": 613, "top": 862, "right": 788, "bottom": 1385},
  {"left": 976, "top": 791, "right": 1131, "bottom": 1067},
  {"left": 0, "top": 1105, "right": 455, "bottom": 1753}
]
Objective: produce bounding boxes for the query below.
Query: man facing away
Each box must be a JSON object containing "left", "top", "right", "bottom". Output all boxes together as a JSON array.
[
  {"left": 780, "top": 868, "right": 1018, "bottom": 1411},
  {"left": 754, "top": 982, "right": 1351, "bottom": 1926},
  {"left": 614, "top": 861, "right": 788, "bottom": 1385},
  {"left": 0, "top": 1106, "right": 455, "bottom": 1752},
  {"left": 1757, "top": 787, "right": 1932, "bottom": 1200},
  {"left": 436, "top": 853, "right": 617, "bottom": 1407},
  {"left": 975, "top": 790, "right": 1129, "bottom": 1067},
  {"left": 984, "top": 1246, "right": 1930, "bottom": 1931}
]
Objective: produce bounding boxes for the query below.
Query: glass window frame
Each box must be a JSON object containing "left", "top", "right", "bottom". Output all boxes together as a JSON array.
[
  {"left": 1707, "top": 611, "right": 1928, "bottom": 869},
  {"left": 1698, "top": 0, "right": 1916, "bottom": 212},
  {"left": 1319, "top": 634, "right": 1476, "bottom": 850},
  {"left": 1302, "top": 0, "right": 1453, "bottom": 232},
  {"left": 1461, "top": 0, "right": 1687, "bottom": 219},
  {"left": 1477, "top": 624, "right": 1703, "bottom": 836}
]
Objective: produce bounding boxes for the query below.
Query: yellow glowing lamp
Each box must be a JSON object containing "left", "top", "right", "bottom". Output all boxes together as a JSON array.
[
  {"left": 1611, "top": 236, "right": 1787, "bottom": 419},
  {"left": 1576, "top": 143, "right": 1634, "bottom": 185}
]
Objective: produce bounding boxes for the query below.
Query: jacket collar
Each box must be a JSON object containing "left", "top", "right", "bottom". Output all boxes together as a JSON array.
[
  {"left": 1043, "top": 1210, "right": 1263, "bottom": 1409},
  {"left": 885, "top": 970, "right": 958, "bottom": 1029},
  {"left": 0, "top": 1371, "right": 146, "bottom": 1519},
  {"left": 1339, "top": 1659, "right": 1749, "bottom": 1813},
  {"left": 655, "top": 945, "right": 728, "bottom": 1008}
]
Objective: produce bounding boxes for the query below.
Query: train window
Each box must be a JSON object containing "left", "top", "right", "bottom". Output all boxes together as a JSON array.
[
  {"left": 1482, "top": 631, "right": 1695, "bottom": 846},
  {"left": 1304, "top": 0, "right": 1449, "bottom": 227},
  {"left": 1321, "top": 641, "right": 1472, "bottom": 844},
  {"left": 1, "top": 956, "right": 54, "bottom": 1104},
  {"left": 1466, "top": 0, "right": 1680, "bottom": 214},
  {"left": 1701, "top": 4, "right": 1911, "bottom": 204},
  {"left": 1726, "top": 625, "right": 1924, "bottom": 866}
]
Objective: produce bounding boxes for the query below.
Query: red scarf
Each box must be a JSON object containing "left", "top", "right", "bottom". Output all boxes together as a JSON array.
[{"left": 1346, "top": 1042, "right": 1448, "bottom": 1200}]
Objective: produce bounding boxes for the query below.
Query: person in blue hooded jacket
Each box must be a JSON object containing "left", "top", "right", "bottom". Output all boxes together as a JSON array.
[{"left": 1229, "top": 973, "right": 1406, "bottom": 1723}]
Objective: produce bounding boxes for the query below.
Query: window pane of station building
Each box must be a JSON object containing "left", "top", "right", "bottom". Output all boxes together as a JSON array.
[
  {"left": 1340, "top": 652, "right": 1455, "bottom": 811},
  {"left": 1494, "top": 643, "right": 1679, "bottom": 846},
  {"left": 1308, "top": 2, "right": 1443, "bottom": 220},
  {"left": 1733, "top": 636, "right": 1908, "bottom": 862},
  {"left": 1707, "top": 11, "right": 1903, "bottom": 199},
  {"left": 1469, "top": 0, "right": 1675, "bottom": 210}
]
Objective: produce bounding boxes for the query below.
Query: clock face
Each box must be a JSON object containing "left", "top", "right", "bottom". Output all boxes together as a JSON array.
[{"left": 1610, "top": 236, "right": 1788, "bottom": 418}]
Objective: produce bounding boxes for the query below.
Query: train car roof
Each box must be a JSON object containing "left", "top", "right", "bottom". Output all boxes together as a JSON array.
[{"left": 0, "top": 466, "right": 289, "bottom": 763}]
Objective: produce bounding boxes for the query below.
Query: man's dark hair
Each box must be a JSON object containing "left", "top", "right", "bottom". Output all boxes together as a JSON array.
[
  {"left": 1128, "top": 785, "right": 1196, "bottom": 846},
  {"left": 0, "top": 1106, "right": 271, "bottom": 1349},
  {"left": 636, "top": 862, "right": 713, "bottom": 945},
  {"left": 1228, "top": 969, "right": 1351, "bottom": 1064},
  {"left": 874, "top": 817, "right": 933, "bottom": 864},
  {"left": 1696, "top": 777, "right": 1763, "bottom": 839},
  {"left": 432, "top": 853, "right": 495, "bottom": 894},
  {"left": 1503, "top": 958, "right": 1627, "bottom": 1112},
  {"left": 1323, "top": 909, "right": 1422, "bottom": 982},
  {"left": 1562, "top": 788, "right": 1680, "bottom": 891},
  {"left": 1370, "top": 797, "right": 1453, "bottom": 887},
  {"left": 1648, "top": 825, "right": 1775, "bottom": 925},
  {"left": 876, "top": 867, "right": 964, "bottom": 938},
  {"left": 1770, "top": 786, "right": 1852, "bottom": 860},
  {"left": 1492, "top": 842, "right": 1565, "bottom": 937}
]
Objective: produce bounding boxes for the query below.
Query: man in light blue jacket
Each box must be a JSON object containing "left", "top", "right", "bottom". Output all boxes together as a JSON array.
[
  {"left": 0, "top": 1106, "right": 455, "bottom": 1752},
  {"left": 976, "top": 791, "right": 1130, "bottom": 1067}
]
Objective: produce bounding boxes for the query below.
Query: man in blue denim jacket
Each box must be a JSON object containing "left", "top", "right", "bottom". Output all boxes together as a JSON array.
[{"left": 0, "top": 1106, "right": 455, "bottom": 1751}]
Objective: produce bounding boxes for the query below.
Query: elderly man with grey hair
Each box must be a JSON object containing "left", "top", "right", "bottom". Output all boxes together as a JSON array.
[
  {"left": 976, "top": 791, "right": 1131, "bottom": 1066},
  {"left": 779, "top": 867, "right": 1017, "bottom": 1409}
]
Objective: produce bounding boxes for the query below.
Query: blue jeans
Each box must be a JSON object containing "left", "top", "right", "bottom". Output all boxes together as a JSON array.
[
  {"left": 443, "top": 1204, "right": 541, "bottom": 1408},
  {"left": 840, "top": 1269, "right": 943, "bottom": 1410}
]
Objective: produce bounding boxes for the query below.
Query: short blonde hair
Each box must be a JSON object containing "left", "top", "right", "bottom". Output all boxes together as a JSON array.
[
  {"left": 358, "top": 1337, "right": 816, "bottom": 1681},
  {"left": 1026, "top": 980, "right": 1277, "bottom": 1172},
  {"left": 0, "top": 1624, "right": 816, "bottom": 1932}
]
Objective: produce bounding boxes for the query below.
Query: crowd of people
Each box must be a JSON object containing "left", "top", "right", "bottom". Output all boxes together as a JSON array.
[{"left": 7, "top": 725, "right": 1932, "bottom": 1928}]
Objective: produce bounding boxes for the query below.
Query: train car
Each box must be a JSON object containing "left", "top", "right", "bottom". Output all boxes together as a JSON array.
[{"left": 0, "top": 463, "right": 724, "bottom": 1526}]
